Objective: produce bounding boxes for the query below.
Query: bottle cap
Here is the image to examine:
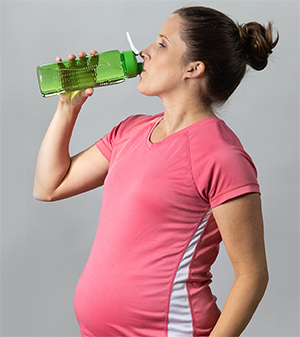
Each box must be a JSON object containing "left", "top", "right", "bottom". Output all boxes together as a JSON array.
[{"left": 123, "top": 50, "right": 143, "bottom": 78}]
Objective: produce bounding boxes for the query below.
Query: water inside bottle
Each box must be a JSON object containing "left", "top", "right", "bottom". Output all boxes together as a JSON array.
[{"left": 37, "top": 51, "right": 126, "bottom": 97}]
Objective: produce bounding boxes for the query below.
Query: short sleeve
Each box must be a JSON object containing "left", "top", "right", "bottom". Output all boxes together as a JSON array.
[
  {"left": 188, "top": 119, "right": 260, "bottom": 209},
  {"left": 95, "top": 121, "right": 123, "bottom": 162},
  {"left": 206, "top": 148, "right": 260, "bottom": 208}
]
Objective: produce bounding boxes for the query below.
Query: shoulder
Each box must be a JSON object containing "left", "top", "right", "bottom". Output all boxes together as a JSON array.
[
  {"left": 188, "top": 117, "right": 249, "bottom": 163},
  {"left": 188, "top": 117, "right": 242, "bottom": 148}
]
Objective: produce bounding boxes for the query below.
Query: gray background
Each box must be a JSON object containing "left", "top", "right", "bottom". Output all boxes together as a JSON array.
[{"left": 1, "top": 0, "right": 299, "bottom": 336}]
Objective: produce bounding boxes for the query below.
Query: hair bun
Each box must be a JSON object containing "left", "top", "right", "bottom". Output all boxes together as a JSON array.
[{"left": 239, "top": 22, "right": 279, "bottom": 70}]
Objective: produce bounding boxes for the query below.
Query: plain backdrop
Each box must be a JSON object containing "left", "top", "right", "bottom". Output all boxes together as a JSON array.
[{"left": 1, "top": 1, "right": 299, "bottom": 336}]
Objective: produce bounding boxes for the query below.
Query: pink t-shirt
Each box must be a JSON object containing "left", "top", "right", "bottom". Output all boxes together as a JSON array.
[{"left": 74, "top": 114, "right": 260, "bottom": 337}]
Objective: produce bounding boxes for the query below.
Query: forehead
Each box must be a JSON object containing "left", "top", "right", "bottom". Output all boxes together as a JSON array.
[{"left": 159, "top": 14, "right": 183, "bottom": 43}]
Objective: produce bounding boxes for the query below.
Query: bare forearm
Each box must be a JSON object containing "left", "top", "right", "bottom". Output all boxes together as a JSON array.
[
  {"left": 210, "top": 273, "right": 268, "bottom": 337},
  {"left": 33, "top": 101, "right": 81, "bottom": 200}
]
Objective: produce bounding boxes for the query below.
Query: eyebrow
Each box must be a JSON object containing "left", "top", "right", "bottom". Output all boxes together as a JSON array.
[{"left": 159, "top": 34, "right": 170, "bottom": 42}]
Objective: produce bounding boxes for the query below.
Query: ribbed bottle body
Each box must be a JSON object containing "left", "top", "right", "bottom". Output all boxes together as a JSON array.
[{"left": 37, "top": 50, "right": 126, "bottom": 97}]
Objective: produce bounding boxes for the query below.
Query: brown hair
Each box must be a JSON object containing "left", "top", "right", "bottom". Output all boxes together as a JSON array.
[{"left": 173, "top": 6, "right": 279, "bottom": 106}]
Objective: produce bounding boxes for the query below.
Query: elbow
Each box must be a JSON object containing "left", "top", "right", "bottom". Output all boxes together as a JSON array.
[
  {"left": 235, "top": 266, "right": 269, "bottom": 299},
  {"left": 254, "top": 267, "right": 269, "bottom": 293},
  {"left": 256, "top": 269, "right": 270, "bottom": 298},
  {"left": 261, "top": 268, "right": 269, "bottom": 293},
  {"left": 33, "top": 175, "right": 59, "bottom": 201},
  {"left": 33, "top": 186, "right": 55, "bottom": 202},
  {"left": 258, "top": 262, "right": 269, "bottom": 289},
  {"left": 255, "top": 268, "right": 269, "bottom": 305}
]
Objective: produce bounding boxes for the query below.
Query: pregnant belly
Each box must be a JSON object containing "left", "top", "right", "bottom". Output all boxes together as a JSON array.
[{"left": 74, "top": 257, "right": 168, "bottom": 337}]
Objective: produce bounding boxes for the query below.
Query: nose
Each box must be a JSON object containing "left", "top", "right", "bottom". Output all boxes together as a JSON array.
[
  {"left": 140, "top": 44, "right": 151, "bottom": 60},
  {"left": 139, "top": 50, "right": 147, "bottom": 60}
]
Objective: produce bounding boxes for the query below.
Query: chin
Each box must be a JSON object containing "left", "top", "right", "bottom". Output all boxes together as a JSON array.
[{"left": 137, "top": 81, "right": 157, "bottom": 97}]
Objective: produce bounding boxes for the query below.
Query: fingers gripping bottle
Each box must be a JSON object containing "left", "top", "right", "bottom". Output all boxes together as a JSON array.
[{"left": 37, "top": 33, "right": 143, "bottom": 97}]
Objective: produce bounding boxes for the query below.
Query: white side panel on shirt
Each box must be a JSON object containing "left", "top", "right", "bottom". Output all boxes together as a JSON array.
[{"left": 168, "top": 209, "right": 212, "bottom": 336}]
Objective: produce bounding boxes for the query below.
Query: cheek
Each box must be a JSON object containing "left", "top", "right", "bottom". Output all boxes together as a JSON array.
[{"left": 136, "top": 61, "right": 182, "bottom": 96}]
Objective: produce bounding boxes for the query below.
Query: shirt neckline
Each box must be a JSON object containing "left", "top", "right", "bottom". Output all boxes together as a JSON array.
[{"left": 146, "top": 114, "right": 219, "bottom": 149}]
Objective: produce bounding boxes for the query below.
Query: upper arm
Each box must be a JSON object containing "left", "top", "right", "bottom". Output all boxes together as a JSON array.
[
  {"left": 50, "top": 144, "right": 109, "bottom": 201},
  {"left": 212, "top": 193, "right": 268, "bottom": 278}
]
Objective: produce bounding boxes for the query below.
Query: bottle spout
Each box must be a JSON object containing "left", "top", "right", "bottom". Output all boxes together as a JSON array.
[
  {"left": 126, "top": 32, "right": 140, "bottom": 55},
  {"left": 137, "top": 62, "right": 143, "bottom": 74}
]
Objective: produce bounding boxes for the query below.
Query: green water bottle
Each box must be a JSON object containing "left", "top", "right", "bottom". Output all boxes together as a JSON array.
[{"left": 37, "top": 33, "right": 143, "bottom": 97}]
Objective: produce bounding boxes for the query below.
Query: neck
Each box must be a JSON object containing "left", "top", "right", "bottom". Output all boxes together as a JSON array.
[{"left": 159, "top": 97, "right": 215, "bottom": 136}]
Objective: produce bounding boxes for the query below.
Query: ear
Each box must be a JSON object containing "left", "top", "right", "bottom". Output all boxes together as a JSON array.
[{"left": 185, "top": 61, "right": 205, "bottom": 79}]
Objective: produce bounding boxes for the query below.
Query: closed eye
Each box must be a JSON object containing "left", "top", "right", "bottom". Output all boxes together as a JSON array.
[{"left": 159, "top": 42, "right": 166, "bottom": 48}]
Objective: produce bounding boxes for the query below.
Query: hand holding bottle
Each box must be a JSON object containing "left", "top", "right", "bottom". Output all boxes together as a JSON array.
[{"left": 55, "top": 50, "right": 98, "bottom": 108}]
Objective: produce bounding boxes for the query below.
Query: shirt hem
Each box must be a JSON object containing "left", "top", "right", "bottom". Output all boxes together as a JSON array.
[{"left": 210, "top": 184, "right": 260, "bottom": 208}]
